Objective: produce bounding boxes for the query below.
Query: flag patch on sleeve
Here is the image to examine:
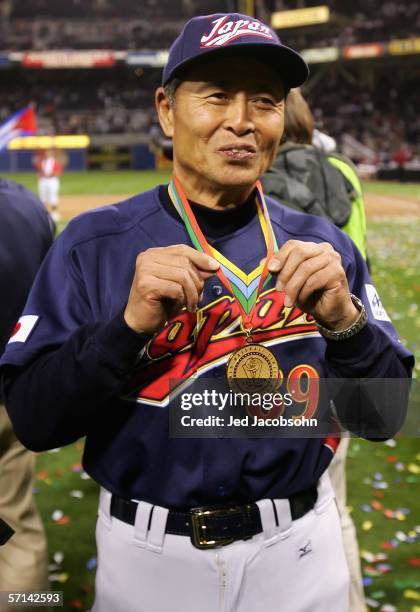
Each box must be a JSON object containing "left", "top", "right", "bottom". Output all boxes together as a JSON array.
[
  {"left": 8, "top": 315, "right": 39, "bottom": 343},
  {"left": 364, "top": 284, "right": 391, "bottom": 322}
]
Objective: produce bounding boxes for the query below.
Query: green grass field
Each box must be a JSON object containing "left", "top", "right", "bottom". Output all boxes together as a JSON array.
[
  {"left": 5, "top": 172, "right": 419, "bottom": 611},
  {"left": 3, "top": 170, "right": 172, "bottom": 195}
]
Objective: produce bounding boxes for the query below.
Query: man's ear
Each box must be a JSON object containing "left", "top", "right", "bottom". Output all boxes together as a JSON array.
[{"left": 155, "top": 87, "right": 174, "bottom": 138}]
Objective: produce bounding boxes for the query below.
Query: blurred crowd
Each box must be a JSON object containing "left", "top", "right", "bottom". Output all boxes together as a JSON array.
[
  {"left": 1, "top": 0, "right": 419, "bottom": 51},
  {"left": 0, "top": 61, "right": 419, "bottom": 166},
  {"left": 306, "top": 68, "right": 420, "bottom": 163},
  {"left": 0, "top": 0, "right": 419, "bottom": 167}
]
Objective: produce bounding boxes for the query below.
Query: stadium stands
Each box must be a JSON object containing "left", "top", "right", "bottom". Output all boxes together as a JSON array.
[
  {"left": 2, "top": 0, "right": 419, "bottom": 50},
  {"left": 0, "top": 0, "right": 419, "bottom": 166}
]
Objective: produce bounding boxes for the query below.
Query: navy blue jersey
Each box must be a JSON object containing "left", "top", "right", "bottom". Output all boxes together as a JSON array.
[
  {"left": 0, "top": 178, "right": 54, "bottom": 356},
  {"left": 0, "top": 185, "right": 413, "bottom": 508}
]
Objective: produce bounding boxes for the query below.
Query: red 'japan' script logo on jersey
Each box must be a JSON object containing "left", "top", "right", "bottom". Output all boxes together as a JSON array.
[
  {"left": 200, "top": 16, "right": 274, "bottom": 48},
  {"left": 124, "top": 288, "right": 318, "bottom": 406}
]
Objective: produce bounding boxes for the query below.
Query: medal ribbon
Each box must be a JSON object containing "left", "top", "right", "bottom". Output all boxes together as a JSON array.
[{"left": 168, "top": 175, "right": 278, "bottom": 332}]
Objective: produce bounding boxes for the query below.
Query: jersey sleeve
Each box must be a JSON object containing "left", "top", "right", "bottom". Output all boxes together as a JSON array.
[
  {"left": 0, "top": 224, "right": 149, "bottom": 451},
  {"left": 0, "top": 227, "right": 92, "bottom": 368},
  {"left": 343, "top": 239, "right": 413, "bottom": 367},
  {"left": 324, "top": 238, "right": 414, "bottom": 439}
]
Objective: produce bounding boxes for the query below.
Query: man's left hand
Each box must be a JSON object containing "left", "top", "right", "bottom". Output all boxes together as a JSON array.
[{"left": 266, "top": 240, "right": 359, "bottom": 331}]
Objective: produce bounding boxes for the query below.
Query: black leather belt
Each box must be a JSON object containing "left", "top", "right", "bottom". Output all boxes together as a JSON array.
[{"left": 110, "top": 487, "right": 317, "bottom": 550}]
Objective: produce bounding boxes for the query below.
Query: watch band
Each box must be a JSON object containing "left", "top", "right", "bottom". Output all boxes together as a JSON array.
[{"left": 315, "top": 294, "right": 368, "bottom": 341}]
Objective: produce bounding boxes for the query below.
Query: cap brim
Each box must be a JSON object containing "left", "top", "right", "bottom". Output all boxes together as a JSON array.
[{"left": 164, "top": 42, "right": 309, "bottom": 89}]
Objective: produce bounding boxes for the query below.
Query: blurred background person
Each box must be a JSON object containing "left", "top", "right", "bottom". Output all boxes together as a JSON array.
[
  {"left": 33, "top": 149, "right": 64, "bottom": 222},
  {"left": 262, "top": 87, "right": 367, "bottom": 260},
  {"left": 0, "top": 177, "right": 54, "bottom": 612},
  {"left": 262, "top": 88, "right": 368, "bottom": 612}
]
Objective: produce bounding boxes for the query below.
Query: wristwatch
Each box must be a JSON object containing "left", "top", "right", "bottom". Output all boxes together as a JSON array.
[{"left": 315, "top": 294, "right": 368, "bottom": 341}]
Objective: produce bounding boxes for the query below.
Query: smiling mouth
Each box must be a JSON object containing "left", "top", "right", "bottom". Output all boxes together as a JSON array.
[
  {"left": 219, "top": 143, "right": 257, "bottom": 161},
  {"left": 218, "top": 146, "right": 257, "bottom": 161}
]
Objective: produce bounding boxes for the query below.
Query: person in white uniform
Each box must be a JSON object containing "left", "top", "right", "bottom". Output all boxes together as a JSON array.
[{"left": 34, "top": 149, "right": 63, "bottom": 222}]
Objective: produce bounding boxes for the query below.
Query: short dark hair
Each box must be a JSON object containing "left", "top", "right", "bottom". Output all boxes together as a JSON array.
[{"left": 164, "top": 77, "right": 182, "bottom": 106}]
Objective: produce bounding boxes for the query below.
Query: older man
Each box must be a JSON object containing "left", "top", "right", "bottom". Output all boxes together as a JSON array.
[{"left": 0, "top": 13, "right": 412, "bottom": 612}]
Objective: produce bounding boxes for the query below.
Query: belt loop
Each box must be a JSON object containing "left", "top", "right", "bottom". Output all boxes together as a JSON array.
[
  {"left": 147, "top": 505, "right": 169, "bottom": 554},
  {"left": 133, "top": 501, "right": 154, "bottom": 548},
  {"left": 273, "top": 499, "right": 292, "bottom": 534},
  {"left": 256, "top": 499, "right": 285, "bottom": 547},
  {"left": 99, "top": 488, "right": 112, "bottom": 530},
  {"left": 314, "top": 472, "right": 334, "bottom": 514}
]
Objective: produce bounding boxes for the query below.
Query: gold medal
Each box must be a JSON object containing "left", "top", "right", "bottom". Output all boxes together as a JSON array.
[{"left": 226, "top": 343, "right": 280, "bottom": 394}]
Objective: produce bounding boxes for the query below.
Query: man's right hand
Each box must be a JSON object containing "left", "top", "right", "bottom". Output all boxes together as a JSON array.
[{"left": 124, "top": 245, "right": 220, "bottom": 335}]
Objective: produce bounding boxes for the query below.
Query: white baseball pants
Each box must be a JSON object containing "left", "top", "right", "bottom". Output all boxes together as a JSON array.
[
  {"left": 92, "top": 475, "right": 349, "bottom": 612},
  {"left": 38, "top": 177, "right": 59, "bottom": 205}
]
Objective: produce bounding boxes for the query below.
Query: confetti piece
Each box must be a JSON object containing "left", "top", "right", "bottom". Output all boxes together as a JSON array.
[
  {"left": 71, "top": 463, "right": 82, "bottom": 473},
  {"left": 37, "top": 470, "right": 49, "bottom": 481},
  {"left": 363, "top": 521, "right": 373, "bottom": 531},
  {"left": 383, "top": 510, "right": 394, "bottom": 519},
  {"left": 371, "top": 500, "right": 383, "bottom": 511},
  {"left": 87, "top": 556, "right": 97, "bottom": 570},
  {"left": 408, "top": 558, "right": 420, "bottom": 567},
  {"left": 363, "top": 577, "right": 373, "bottom": 587},
  {"left": 394, "top": 580, "right": 420, "bottom": 590},
  {"left": 371, "top": 590, "right": 386, "bottom": 598},
  {"left": 379, "top": 605, "right": 397, "bottom": 612},
  {"left": 69, "top": 601, "right": 83, "bottom": 610},
  {"left": 51, "top": 510, "right": 63, "bottom": 522},
  {"left": 57, "top": 573, "right": 69, "bottom": 584},
  {"left": 365, "top": 597, "right": 380, "bottom": 608},
  {"left": 48, "top": 574, "right": 60, "bottom": 582},
  {"left": 395, "top": 462, "right": 405, "bottom": 471},
  {"left": 374, "top": 472, "right": 383, "bottom": 481},
  {"left": 395, "top": 511, "right": 407, "bottom": 521},
  {"left": 386, "top": 455, "right": 397, "bottom": 463},
  {"left": 362, "top": 504, "right": 373, "bottom": 513},
  {"left": 404, "top": 590, "right": 420, "bottom": 600},
  {"left": 377, "top": 564, "right": 392, "bottom": 574},
  {"left": 396, "top": 531, "right": 407, "bottom": 542},
  {"left": 408, "top": 464, "right": 420, "bottom": 474},
  {"left": 80, "top": 471, "right": 91, "bottom": 480},
  {"left": 384, "top": 439, "right": 396, "bottom": 447},
  {"left": 56, "top": 515, "right": 71, "bottom": 525},
  {"left": 53, "top": 551, "right": 64, "bottom": 564},
  {"left": 373, "top": 481, "right": 388, "bottom": 490},
  {"left": 70, "top": 489, "right": 84, "bottom": 499}
]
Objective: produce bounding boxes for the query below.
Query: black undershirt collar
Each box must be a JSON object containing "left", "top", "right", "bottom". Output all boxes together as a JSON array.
[{"left": 159, "top": 184, "right": 257, "bottom": 240}]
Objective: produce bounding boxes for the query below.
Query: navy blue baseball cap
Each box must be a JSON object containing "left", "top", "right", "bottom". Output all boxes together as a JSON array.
[{"left": 162, "top": 13, "right": 309, "bottom": 89}]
